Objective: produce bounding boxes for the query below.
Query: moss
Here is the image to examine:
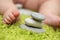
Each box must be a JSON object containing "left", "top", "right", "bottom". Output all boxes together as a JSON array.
[{"left": 0, "top": 14, "right": 60, "bottom": 40}]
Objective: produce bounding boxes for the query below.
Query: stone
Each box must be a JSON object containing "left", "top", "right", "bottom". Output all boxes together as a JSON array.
[
  {"left": 31, "top": 13, "right": 45, "bottom": 22},
  {"left": 25, "top": 18, "right": 42, "bottom": 28},
  {"left": 19, "top": 9, "right": 32, "bottom": 16},
  {"left": 20, "top": 24, "right": 45, "bottom": 33},
  {"left": 15, "top": 4, "right": 23, "bottom": 9}
]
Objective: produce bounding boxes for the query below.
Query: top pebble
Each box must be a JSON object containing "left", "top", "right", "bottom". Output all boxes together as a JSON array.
[{"left": 31, "top": 13, "right": 45, "bottom": 22}]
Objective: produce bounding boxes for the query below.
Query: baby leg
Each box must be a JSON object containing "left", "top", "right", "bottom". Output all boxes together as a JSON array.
[{"left": 39, "top": 0, "right": 60, "bottom": 28}]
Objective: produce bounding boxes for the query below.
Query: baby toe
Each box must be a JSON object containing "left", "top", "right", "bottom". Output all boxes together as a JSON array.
[
  {"left": 3, "top": 18, "right": 11, "bottom": 24},
  {"left": 9, "top": 13, "right": 15, "bottom": 21},
  {"left": 12, "top": 10, "right": 19, "bottom": 17},
  {"left": 6, "top": 16, "right": 12, "bottom": 22}
]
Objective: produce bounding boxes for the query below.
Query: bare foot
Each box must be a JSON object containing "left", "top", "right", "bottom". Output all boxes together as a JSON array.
[
  {"left": 3, "top": 8, "right": 19, "bottom": 24},
  {"left": 43, "top": 14, "right": 60, "bottom": 28},
  {"left": 0, "top": 0, "right": 19, "bottom": 24}
]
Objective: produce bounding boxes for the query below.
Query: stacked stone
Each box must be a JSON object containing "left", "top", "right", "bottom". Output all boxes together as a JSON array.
[
  {"left": 15, "top": 4, "right": 45, "bottom": 33},
  {"left": 21, "top": 13, "right": 45, "bottom": 33},
  {"left": 25, "top": 13, "right": 45, "bottom": 28}
]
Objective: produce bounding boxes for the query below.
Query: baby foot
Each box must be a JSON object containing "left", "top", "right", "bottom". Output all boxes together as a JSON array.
[
  {"left": 0, "top": 0, "right": 20, "bottom": 24},
  {"left": 3, "top": 8, "right": 19, "bottom": 24},
  {"left": 43, "top": 14, "right": 60, "bottom": 29},
  {"left": 2, "top": 4, "right": 20, "bottom": 24}
]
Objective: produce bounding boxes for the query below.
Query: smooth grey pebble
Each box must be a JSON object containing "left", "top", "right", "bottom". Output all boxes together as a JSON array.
[
  {"left": 20, "top": 24, "right": 45, "bottom": 33},
  {"left": 15, "top": 4, "right": 23, "bottom": 9},
  {"left": 31, "top": 13, "right": 45, "bottom": 22},
  {"left": 25, "top": 18, "right": 42, "bottom": 28}
]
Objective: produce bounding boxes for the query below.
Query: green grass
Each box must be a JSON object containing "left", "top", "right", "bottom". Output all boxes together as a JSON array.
[{"left": 0, "top": 14, "right": 60, "bottom": 40}]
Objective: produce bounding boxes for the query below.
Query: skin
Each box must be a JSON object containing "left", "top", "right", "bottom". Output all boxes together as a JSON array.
[{"left": 0, "top": 0, "right": 60, "bottom": 28}]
